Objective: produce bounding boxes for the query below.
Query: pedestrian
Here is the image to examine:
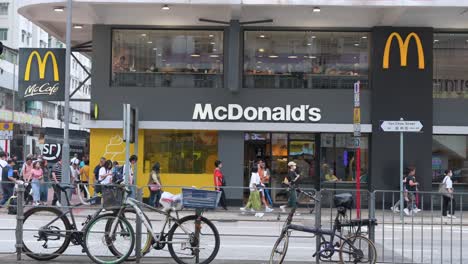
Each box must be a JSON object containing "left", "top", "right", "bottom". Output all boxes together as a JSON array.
[
  {"left": 51, "top": 158, "right": 63, "bottom": 206},
  {"left": 404, "top": 166, "right": 418, "bottom": 216},
  {"left": 148, "top": 162, "right": 162, "bottom": 207},
  {"left": 93, "top": 157, "right": 106, "bottom": 195},
  {"left": 99, "top": 160, "right": 114, "bottom": 185},
  {"left": 21, "top": 156, "right": 33, "bottom": 181},
  {"left": 123, "top": 155, "right": 137, "bottom": 198},
  {"left": 280, "top": 161, "right": 301, "bottom": 212},
  {"left": 27, "top": 161, "right": 43, "bottom": 206},
  {"left": 390, "top": 175, "right": 408, "bottom": 213},
  {"left": 70, "top": 159, "right": 80, "bottom": 183},
  {"left": 213, "top": 160, "right": 228, "bottom": 210},
  {"left": 0, "top": 153, "right": 15, "bottom": 206},
  {"left": 240, "top": 165, "right": 263, "bottom": 217},
  {"left": 40, "top": 160, "right": 50, "bottom": 205},
  {"left": 79, "top": 160, "right": 90, "bottom": 199},
  {"left": 257, "top": 160, "right": 274, "bottom": 213},
  {"left": 441, "top": 169, "right": 456, "bottom": 219}
]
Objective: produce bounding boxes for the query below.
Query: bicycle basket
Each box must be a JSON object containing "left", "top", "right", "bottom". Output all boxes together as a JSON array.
[
  {"left": 334, "top": 193, "right": 353, "bottom": 210},
  {"left": 102, "top": 186, "right": 125, "bottom": 209},
  {"left": 182, "top": 188, "right": 220, "bottom": 209}
]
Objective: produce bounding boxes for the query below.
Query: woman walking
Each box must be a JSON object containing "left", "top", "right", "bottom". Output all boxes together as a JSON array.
[
  {"left": 27, "top": 161, "right": 44, "bottom": 206},
  {"left": 213, "top": 160, "right": 228, "bottom": 210},
  {"left": 441, "top": 169, "right": 456, "bottom": 219},
  {"left": 280, "top": 161, "right": 301, "bottom": 212},
  {"left": 240, "top": 165, "right": 263, "bottom": 217},
  {"left": 39, "top": 160, "right": 50, "bottom": 205},
  {"left": 148, "top": 162, "right": 162, "bottom": 207},
  {"left": 99, "top": 160, "right": 114, "bottom": 185}
]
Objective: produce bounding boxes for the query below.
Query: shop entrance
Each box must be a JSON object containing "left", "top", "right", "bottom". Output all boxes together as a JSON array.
[{"left": 243, "top": 133, "right": 271, "bottom": 201}]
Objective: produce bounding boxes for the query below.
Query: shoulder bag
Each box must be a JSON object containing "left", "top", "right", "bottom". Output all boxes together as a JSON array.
[{"left": 438, "top": 177, "right": 451, "bottom": 198}]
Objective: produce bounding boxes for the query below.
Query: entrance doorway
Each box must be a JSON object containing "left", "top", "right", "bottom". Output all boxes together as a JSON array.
[{"left": 243, "top": 133, "right": 271, "bottom": 201}]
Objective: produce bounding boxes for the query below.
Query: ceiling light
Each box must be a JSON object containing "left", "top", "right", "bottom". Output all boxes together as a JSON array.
[
  {"left": 210, "top": 42, "right": 216, "bottom": 45},
  {"left": 73, "top": 25, "right": 83, "bottom": 29},
  {"left": 269, "top": 55, "right": 278, "bottom": 58},
  {"left": 307, "top": 43, "right": 312, "bottom": 46},
  {"left": 53, "top": 7, "right": 65, "bottom": 12},
  {"left": 309, "top": 56, "right": 316, "bottom": 59},
  {"left": 191, "top": 54, "right": 201, "bottom": 57},
  {"left": 434, "top": 39, "right": 439, "bottom": 42},
  {"left": 209, "top": 34, "right": 214, "bottom": 38},
  {"left": 311, "top": 36, "right": 316, "bottom": 39},
  {"left": 257, "top": 61, "right": 262, "bottom": 64},
  {"left": 209, "top": 54, "right": 219, "bottom": 58},
  {"left": 256, "top": 65, "right": 261, "bottom": 68},
  {"left": 147, "top": 41, "right": 153, "bottom": 44},
  {"left": 258, "top": 48, "right": 265, "bottom": 52},
  {"left": 259, "top": 34, "right": 265, "bottom": 38},
  {"left": 157, "top": 53, "right": 162, "bottom": 56},
  {"left": 288, "top": 55, "right": 298, "bottom": 59},
  {"left": 258, "top": 55, "right": 263, "bottom": 58},
  {"left": 141, "top": 33, "right": 147, "bottom": 37},
  {"left": 354, "top": 43, "right": 360, "bottom": 46},
  {"left": 162, "top": 4, "right": 170, "bottom": 10},
  {"left": 213, "top": 48, "right": 217, "bottom": 52},
  {"left": 362, "top": 36, "right": 368, "bottom": 39},
  {"left": 153, "top": 48, "right": 158, "bottom": 51},
  {"left": 313, "top": 7, "right": 321, "bottom": 13}
]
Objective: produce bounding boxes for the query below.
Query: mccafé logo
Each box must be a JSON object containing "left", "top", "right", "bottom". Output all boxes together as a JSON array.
[
  {"left": 19, "top": 48, "right": 64, "bottom": 101},
  {"left": 383, "top": 32, "right": 425, "bottom": 70},
  {"left": 192, "top": 103, "right": 322, "bottom": 122}
]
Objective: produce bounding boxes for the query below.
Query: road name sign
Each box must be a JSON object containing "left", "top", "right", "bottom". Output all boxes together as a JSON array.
[{"left": 380, "top": 120, "right": 423, "bottom": 132}]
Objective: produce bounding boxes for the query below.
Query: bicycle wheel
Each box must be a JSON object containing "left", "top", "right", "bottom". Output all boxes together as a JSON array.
[
  {"left": 105, "top": 209, "right": 153, "bottom": 260},
  {"left": 22, "top": 207, "right": 72, "bottom": 261},
  {"left": 84, "top": 214, "right": 135, "bottom": 264},
  {"left": 269, "top": 231, "right": 289, "bottom": 264},
  {"left": 167, "top": 215, "right": 220, "bottom": 264},
  {"left": 339, "top": 235, "right": 377, "bottom": 264}
]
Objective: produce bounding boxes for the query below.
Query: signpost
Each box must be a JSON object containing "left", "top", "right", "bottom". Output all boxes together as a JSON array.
[
  {"left": 380, "top": 118, "right": 423, "bottom": 220},
  {"left": 353, "top": 81, "right": 361, "bottom": 218}
]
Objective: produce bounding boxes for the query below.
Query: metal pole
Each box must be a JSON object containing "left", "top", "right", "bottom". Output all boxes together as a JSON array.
[
  {"left": 61, "top": 0, "right": 73, "bottom": 194},
  {"left": 123, "top": 104, "right": 130, "bottom": 185},
  {"left": 15, "top": 183, "right": 25, "bottom": 260},
  {"left": 400, "top": 118, "right": 404, "bottom": 221},
  {"left": 134, "top": 108, "right": 138, "bottom": 186},
  {"left": 135, "top": 188, "right": 142, "bottom": 263},
  {"left": 315, "top": 190, "right": 321, "bottom": 264}
]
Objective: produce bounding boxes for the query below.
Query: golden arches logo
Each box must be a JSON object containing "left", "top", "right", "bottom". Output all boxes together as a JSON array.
[
  {"left": 382, "top": 32, "right": 425, "bottom": 70},
  {"left": 24, "top": 51, "right": 60, "bottom": 81}
]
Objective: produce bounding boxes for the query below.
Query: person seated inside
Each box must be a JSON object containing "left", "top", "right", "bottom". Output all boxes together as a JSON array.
[{"left": 113, "top": 56, "right": 129, "bottom": 73}]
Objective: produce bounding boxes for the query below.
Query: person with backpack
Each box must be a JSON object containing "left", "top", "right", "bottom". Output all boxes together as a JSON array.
[
  {"left": 0, "top": 153, "right": 15, "bottom": 206},
  {"left": 441, "top": 169, "right": 456, "bottom": 219}
]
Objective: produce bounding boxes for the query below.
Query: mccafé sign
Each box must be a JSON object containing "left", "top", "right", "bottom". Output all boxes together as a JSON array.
[
  {"left": 192, "top": 103, "right": 322, "bottom": 122},
  {"left": 18, "top": 48, "right": 65, "bottom": 101},
  {"left": 382, "top": 32, "right": 425, "bottom": 70}
]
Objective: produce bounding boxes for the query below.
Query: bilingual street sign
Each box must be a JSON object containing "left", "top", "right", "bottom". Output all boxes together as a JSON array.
[
  {"left": 380, "top": 120, "right": 423, "bottom": 132},
  {"left": 0, "top": 122, "right": 13, "bottom": 140}
]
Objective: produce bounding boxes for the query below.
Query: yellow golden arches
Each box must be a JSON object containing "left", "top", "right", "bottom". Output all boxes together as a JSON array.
[
  {"left": 382, "top": 32, "right": 425, "bottom": 70},
  {"left": 24, "top": 51, "right": 60, "bottom": 81}
]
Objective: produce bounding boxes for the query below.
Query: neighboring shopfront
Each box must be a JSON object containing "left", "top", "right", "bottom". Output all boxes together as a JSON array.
[{"left": 84, "top": 24, "right": 468, "bottom": 204}]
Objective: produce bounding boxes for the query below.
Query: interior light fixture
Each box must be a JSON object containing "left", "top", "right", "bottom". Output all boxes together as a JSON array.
[
  {"left": 153, "top": 48, "right": 158, "bottom": 51},
  {"left": 259, "top": 34, "right": 266, "bottom": 38},
  {"left": 209, "top": 34, "right": 214, "bottom": 38},
  {"left": 53, "top": 7, "right": 65, "bottom": 12},
  {"left": 191, "top": 54, "right": 201, "bottom": 57},
  {"left": 157, "top": 53, "right": 162, "bottom": 56},
  {"left": 354, "top": 43, "right": 360, "bottom": 46},
  {"left": 210, "top": 42, "right": 216, "bottom": 45},
  {"left": 309, "top": 56, "right": 316, "bottom": 59},
  {"left": 147, "top": 41, "right": 153, "bottom": 44},
  {"left": 434, "top": 39, "right": 439, "bottom": 43},
  {"left": 307, "top": 43, "right": 312, "bottom": 46},
  {"left": 288, "top": 55, "right": 298, "bottom": 59},
  {"left": 362, "top": 36, "right": 368, "bottom": 39},
  {"left": 258, "top": 48, "right": 265, "bottom": 52},
  {"left": 162, "top": 4, "right": 170, "bottom": 10},
  {"left": 311, "top": 36, "right": 316, "bottom": 39},
  {"left": 209, "top": 54, "right": 219, "bottom": 58},
  {"left": 257, "top": 61, "right": 262, "bottom": 64},
  {"left": 141, "top": 33, "right": 147, "bottom": 37},
  {"left": 269, "top": 55, "right": 278, "bottom": 58},
  {"left": 73, "top": 25, "right": 83, "bottom": 29},
  {"left": 313, "top": 7, "right": 321, "bottom": 13}
]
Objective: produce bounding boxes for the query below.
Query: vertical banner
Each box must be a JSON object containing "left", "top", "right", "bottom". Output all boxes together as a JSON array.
[{"left": 353, "top": 81, "right": 361, "bottom": 218}]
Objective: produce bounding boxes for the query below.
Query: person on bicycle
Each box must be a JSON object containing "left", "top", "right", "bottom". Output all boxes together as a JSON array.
[{"left": 280, "top": 161, "right": 301, "bottom": 212}]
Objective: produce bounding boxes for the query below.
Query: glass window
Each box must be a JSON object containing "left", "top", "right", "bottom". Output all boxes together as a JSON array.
[
  {"left": 144, "top": 130, "right": 218, "bottom": 174},
  {"left": 432, "top": 135, "right": 468, "bottom": 183},
  {"left": 0, "top": 3, "right": 8, "bottom": 16},
  {"left": 0, "top": 28, "right": 7, "bottom": 41},
  {"left": 320, "top": 134, "right": 369, "bottom": 183},
  {"left": 433, "top": 33, "right": 468, "bottom": 99},
  {"left": 111, "top": 29, "right": 224, "bottom": 88},
  {"left": 244, "top": 31, "right": 369, "bottom": 89}
]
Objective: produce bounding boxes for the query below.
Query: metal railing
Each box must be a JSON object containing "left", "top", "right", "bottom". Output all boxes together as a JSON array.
[{"left": 2, "top": 182, "right": 467, "bottom": 263}]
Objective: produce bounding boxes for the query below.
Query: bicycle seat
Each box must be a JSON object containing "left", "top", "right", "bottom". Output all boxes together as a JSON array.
[{"left": 58, "top": 184, "right": 75, "bottom": 191}]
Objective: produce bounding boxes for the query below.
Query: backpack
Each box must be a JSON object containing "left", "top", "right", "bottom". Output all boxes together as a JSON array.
[
  {"left": 7, "top": 196, "right": 17, "bottom": 215},
  {"left": 0, "top": 164, "right": 10, "bottom": 181},
  {"left": 113, "top": 166, "right": 124, "bottom": 182}
]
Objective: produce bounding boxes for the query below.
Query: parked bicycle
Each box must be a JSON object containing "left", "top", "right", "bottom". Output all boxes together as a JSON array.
[
  {"left": 270, "top": 188, "right": 377, "bottom": 264},
  {"left": 83, "top": 185, "right": 221, "bottom": 264},
  {"left": 21, "top": 183, "right": 141, "bottom": 261}
]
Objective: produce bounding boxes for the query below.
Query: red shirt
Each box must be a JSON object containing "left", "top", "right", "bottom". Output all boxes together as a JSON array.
[{"left": 214, "top": 168, "right": 223, "bottom": 188}]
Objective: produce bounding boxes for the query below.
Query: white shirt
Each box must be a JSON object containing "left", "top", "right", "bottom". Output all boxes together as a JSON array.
[
  {"left": 70, "top": 166, "right": 79, "bottom": 181},
  {"left": 123, "top": 164, "right": 134, "bottom": 184},
  {"left": 443, "top": 175, "right": 453, "bottom": 189},
  {"left": 99, "top": 167, "right": 112, "bottom": 184},
  {"left": 0, "top": 159, "right": 8, "bottom": 178},
  {"left": 249, "top": 172, "right": 261, "bottom": 191}
]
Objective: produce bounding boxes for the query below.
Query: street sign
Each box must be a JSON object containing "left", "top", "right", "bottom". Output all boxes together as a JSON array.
[
  {"left": 353, "top": 108, "right": 361, "bottom": 123},
  {"left": 0, "top": 122, "right": 13, "bottom": 140},
  {"left": 354, "top": 93, "right": 360, "bottom": 107},
  {"left": 353, "top": 124, "right": 361, "bottom": 137},
  {"left": 380, "top": 120, "right": 423, "bottom": 132}
]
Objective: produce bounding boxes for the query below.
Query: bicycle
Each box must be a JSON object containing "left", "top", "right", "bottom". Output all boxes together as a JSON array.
[
  {"left": 21, "top": 183, "right": 141, "bottom": 261},
  {"left": 83, "top": 185, "right": 221, "bottom": 264},
  {"left": 270, "top": 188, "right": 377, "bottom": 264}
]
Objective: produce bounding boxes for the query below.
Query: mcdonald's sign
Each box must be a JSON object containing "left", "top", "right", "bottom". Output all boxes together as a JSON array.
[
  {"left": 18, "top": 48, "right": 65, "bottom": 101},
  {"left": 382, "top": 32, "right": 425, "bottom": 70}
]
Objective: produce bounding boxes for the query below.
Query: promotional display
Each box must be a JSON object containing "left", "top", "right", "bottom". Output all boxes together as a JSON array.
[{"left": 18, "top": 48, "right": 66, "bottom": 101}]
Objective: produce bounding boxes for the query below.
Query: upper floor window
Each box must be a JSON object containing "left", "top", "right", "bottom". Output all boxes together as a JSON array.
[
  {"left": 0, "top": 28, "right": 7, "bottom": 41},
  {"left": 244, "top": 31, "right": 369, "bottom": 89},
  {"left": 40, "top": 40, "right": 47, "bottom": 48},
  {"left": 433, "top": 33, "right": 468, "bottom": 99},
  {"left": 111, "top": 29, "right": 224, "bottom": 88},
  {"left": 21, "top": 30, "right": 26, "bottom": 43},
  {"left": 0, "top": 3, "right": 8, "bottom": 16}
]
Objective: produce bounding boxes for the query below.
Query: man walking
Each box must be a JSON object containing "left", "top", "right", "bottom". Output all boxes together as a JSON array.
[
  {"left": 404, "top": 167, "right": 418, "bottom": 216},
  {"left": 0, "top": 153, "right": 15, "bottom": 206},
  {"left": 51, "top": 158, "right": 63, "bottom": 206}
]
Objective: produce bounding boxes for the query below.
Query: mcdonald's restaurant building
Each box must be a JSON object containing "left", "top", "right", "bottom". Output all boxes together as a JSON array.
[{"left": 19, "top": 1, "right": 468, "bottom": 204}]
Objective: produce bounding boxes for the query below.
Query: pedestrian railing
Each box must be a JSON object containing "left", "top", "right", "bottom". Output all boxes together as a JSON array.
[{"left": 1, "top": 182, "right": 467, "bottom": 263}]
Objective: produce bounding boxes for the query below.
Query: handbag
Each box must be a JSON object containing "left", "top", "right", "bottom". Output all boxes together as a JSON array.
[
  {"left": 438, "top": 177, "right": 451, "bottom": 198},
  {"left": 149, "top": 184, "right": 160, "bottom": 191}
]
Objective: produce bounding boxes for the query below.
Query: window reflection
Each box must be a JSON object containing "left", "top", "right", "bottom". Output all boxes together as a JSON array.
[
  {"left": 243, "top": 31, "right": 369, "bottom": 89},
  {"left": 432, "top": 135, "right": 468, "bottom": 183},
  {"left": 112, "top": 30, "right": 223, "bottom": 88}
]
